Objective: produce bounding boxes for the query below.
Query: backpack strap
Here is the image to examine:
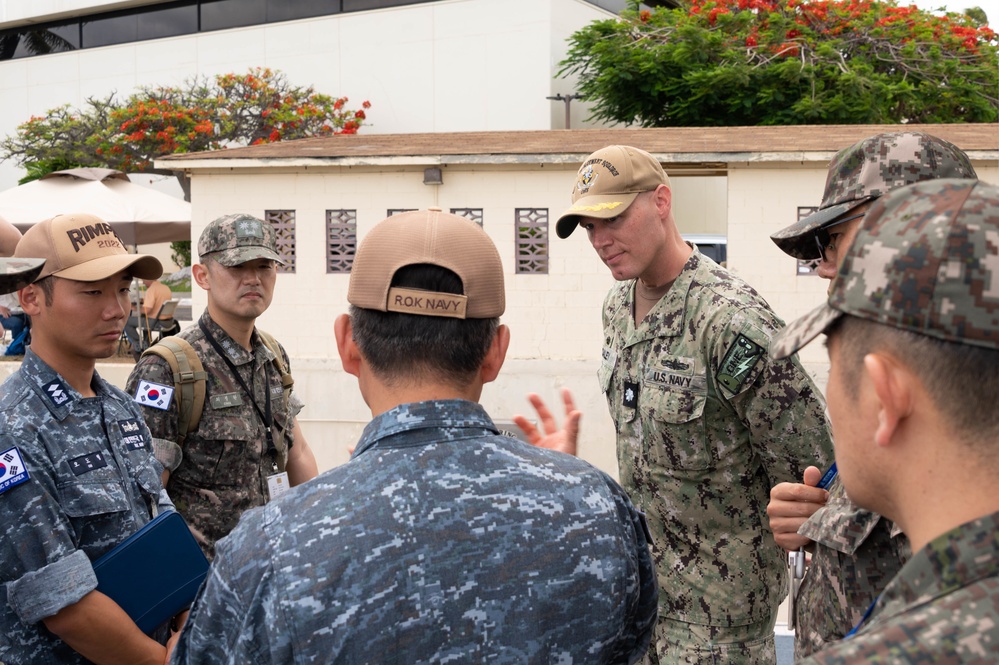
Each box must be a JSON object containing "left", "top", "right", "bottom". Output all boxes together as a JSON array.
[
  {"left": 256, "top": 329, "right": 294, "bottom": 404},
  {"left": 142, "top": 337, "right": 208, "bottom": 448}
]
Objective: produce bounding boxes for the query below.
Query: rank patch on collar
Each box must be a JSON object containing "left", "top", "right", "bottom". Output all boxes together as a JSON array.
[
  {"left": 717, "top": 334, "right": 765, "bottom": 392},
  {"left": 43, "top": 379, "right": 71, "bottom": 407},
  {"left": 0, "top": 447, "right": 30, "bottom": 495},
  {"left": 623, "top": 381, "right": 640, "bottom": 409},
  {"left": 118, "top": 418, "right": 147, "bottom": 451},
  {"left": 69, "top": 451, "right": 108, "bottom": 476},
  {"left": 134, "top": 380, "right": 174, "bottom": 411}
]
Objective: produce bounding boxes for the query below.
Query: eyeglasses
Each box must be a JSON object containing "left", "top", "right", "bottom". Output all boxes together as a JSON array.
[{"left": 814, "top": 212, "right": 866, "bottom": 262}]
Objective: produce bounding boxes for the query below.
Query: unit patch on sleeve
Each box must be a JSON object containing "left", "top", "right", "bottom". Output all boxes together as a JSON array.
[
  {"left": 133, "top": 380, "right": 175, "bottom": 411},
  {"left": 0, "top": 447, "right": 30, "bottom": 495},
  {"left": 717, "top": 334, "right": 765, "bottom": 393}
]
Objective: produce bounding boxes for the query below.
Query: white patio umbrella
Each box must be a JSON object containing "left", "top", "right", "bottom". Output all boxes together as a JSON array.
[{"left": 0, "top": 167, "right": 191, "bottom": 245}]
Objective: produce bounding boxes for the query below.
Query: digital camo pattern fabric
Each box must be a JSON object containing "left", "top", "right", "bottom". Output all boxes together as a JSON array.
[
  {"left": 793, "top": 476, "right": 910, "bottom": 659},
  {"left": 171, "top": 400, "right": 658, "bottom": 665},
  {"left": 125, "top": 310, "right": 301, "bottom": 560},
  {"left": 770, "top": 132, "right": 977, "bottom": 260},
  {"left": 774, "top": 179, "right": 999, "bottom": 359},
  {"left": 599, "top": 249, "right": 834, "bottom": 661},
  {"left": 800, "top": 511, "right": 999, "bottom": 664},
  {"left": 197, "top": 213, "right": 284, "bottom": 267},
  {"left": 0, "top": 350, "right": 170, "bottom": 664}
]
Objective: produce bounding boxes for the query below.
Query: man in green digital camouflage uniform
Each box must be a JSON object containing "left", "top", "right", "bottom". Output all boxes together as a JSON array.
[
  {"left": 766, "top": 132, "right": 977, "bottom": 659},
  {"left": 126, "top": 213, "right": 318, "bottom": 559},
  {"left": 556, "top": 145, "right": 835, "bottom": 664},
  {"left": 773, "top": 178, "right": 999, "bottom": 664}
]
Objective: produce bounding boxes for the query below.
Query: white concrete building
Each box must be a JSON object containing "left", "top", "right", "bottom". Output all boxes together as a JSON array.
[
  {"left": 149, "top": 123, "right": 998, "bottom": 475},
  {"left": 0, "top": 0, "right": 628, "bottom": 192}
]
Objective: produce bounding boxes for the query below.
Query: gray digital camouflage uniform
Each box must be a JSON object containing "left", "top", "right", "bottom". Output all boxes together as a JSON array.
[
  {"left": 600, "top": 248, "right": 834, "bottom": 663},
  {"left": 125, "top": 310, "right": 302, "bottom": 559},
  {"left": 171, "top": 400, "right": 659, "bottom": 665},
  {"left": 793, "top": 477, "right": 910, "bottom": 658},
  {"left": 799, "top": 512, "right": 999, "bottom": 664},
  {"left": 0, "top": 349, "right": 171, "bottom": 664}
]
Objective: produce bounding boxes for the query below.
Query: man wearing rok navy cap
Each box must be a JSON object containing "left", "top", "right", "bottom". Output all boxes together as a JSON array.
[
  {"left": 126, "top": 213, "right": 317, "bottom": 560},
  {"left": 170, "top": 208, "right": 658, "bottom": 664},
  {"left": 765, "top": 132, "right": 977, "bottom": 658},
  {"left": 555, "top": 145, "right": 834, "bottom": 664},
  {"left": 0, "top": 214, "right": 175, "bottom": 664},
  {"left": 772, "top": 178, "right": 999, "bottom": 664}
]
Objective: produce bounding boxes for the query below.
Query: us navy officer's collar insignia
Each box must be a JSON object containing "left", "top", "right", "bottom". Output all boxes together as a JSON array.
[{"left": 42, "top": 378, "right": 72, "bottom": 407}]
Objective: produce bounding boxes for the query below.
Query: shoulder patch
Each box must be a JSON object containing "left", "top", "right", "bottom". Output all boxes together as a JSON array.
[
  {"left": 43, "top": 379, "right": 72, "bottom": 407},
  {"left": 133, "top": 380, "right": 175, "bottom": 411},
  {"left": 0, "top": 446, "right": 31, "bottom": 494},
  {"left": 717, "top": 334, "right": 765, "bottom": 392}
]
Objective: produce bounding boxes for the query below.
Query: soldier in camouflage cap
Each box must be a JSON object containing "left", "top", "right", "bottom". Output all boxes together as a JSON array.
[
  {"left": 170, "top": 208, "right": 658, "bottom": 664},
  {"left": 0, "top": 214, "right": 174, "bottom": 663},
  {"left": 765, "top": 133, "right": 978, "bottom": 659},
  {"left": 0, "top": 214, "right": 45, "bottom": 294},
  {"left": 555, "top": 146, "right": 834, "bottom": 664},
  {"left": 126, "top": 212, "right": 317, "bottom": 560},
  {"left": 772, "top": 178, "right": 999, "bottom": 663}
]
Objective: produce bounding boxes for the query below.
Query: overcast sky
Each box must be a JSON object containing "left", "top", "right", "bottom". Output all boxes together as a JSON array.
[{"left": 910, "top": 0, "right": 987, "bottom": 15}]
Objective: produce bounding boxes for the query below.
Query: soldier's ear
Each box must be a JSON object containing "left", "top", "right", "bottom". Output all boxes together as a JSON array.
[
  {"left": 192, "top": 263, "right": 210, "bottom": 291},
  {"left": 18, "top": 284, "right": 42, "bottom": 316},
  {"left": 479, "top": 324, "right": 510, "bottom": 385},
  {"left": 334, "top": 314, "right": 362, "bottom": 378}
]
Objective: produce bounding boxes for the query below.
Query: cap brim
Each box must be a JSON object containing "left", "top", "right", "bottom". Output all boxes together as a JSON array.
[
  {"left": 556, "top": 192, "right": 641, "bottom": 239},
  {"left": 54, "top": 254, "right": 163, "bottom": 282},
  {"left": 213, "top": 247, "right": 286, "bottom": 267},
  {"left": 772, "top": 302, "right": 844, "bottom": 360},
  {"left": 770, "top": 199, "right": 870, "bottom": 260},
  {"left": 0, "top": 258, "right": 45, "bottom": 295}
]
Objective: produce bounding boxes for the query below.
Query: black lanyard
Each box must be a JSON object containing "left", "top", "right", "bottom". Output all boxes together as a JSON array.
[{"left": 199, "top": 320, "right": 278, "bottom": 470}]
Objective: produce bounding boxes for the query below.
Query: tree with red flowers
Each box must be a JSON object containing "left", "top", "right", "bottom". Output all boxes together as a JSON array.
[
  {"left": 560, "top": 0, "right": 996, "bottom": 126},
  {"left": 1, "top": 68, "right": 371, "bottom": 199}
]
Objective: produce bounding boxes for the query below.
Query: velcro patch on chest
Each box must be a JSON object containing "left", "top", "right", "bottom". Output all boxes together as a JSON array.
[
  {"left": 69, "top": 451, "right": 109, "bottom": 476},
  {"left": 118, "top": 418, "right": 147, "bottom": 451},
  {"left": 717, "top": 334, "right": 765, "bottom": 393},
  {"left": 0, "top": 446, "right": 31, "bottom": 494},
  {"left": 133, "top": 380, "right": 175, "bottom": 411}
]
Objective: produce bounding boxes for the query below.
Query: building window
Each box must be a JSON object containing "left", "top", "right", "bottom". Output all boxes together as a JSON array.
[
  {"left": 515, "top": 208, "right": 548, "bottom": 274},
  {"left": 387, "top": 209, "right": 416, "bottom": 217},
  {"left": 265, "top": 210, "right": 296, "bottom": 273},
  {"left": 451, "top": 208, "right": 483, "bottom": 226},
  {"left": 795, "top": 206, "right": 821, "bottom": 276},
  {"left": 326, "top": 209, "right": 357, "bottom": 274}
]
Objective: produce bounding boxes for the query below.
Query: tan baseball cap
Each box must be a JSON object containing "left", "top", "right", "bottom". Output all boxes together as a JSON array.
[
  {"left": 15, "top": 213, "right": 162, "bottom": 282},
  {"left": 348, "top": 208, "right": 505, "bottom": 319},
  {"left": 556, "top": 145, "right": 671, "bottom": 239}
]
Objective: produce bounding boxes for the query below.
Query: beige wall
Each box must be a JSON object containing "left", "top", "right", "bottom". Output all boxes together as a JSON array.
[{"left": 5, "top": 158, "right": 992, "bottom": 479}]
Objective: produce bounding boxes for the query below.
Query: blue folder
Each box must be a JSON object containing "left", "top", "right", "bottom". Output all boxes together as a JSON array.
[{"left": 93, "top": 510, "right": 209, "bottom": 635}]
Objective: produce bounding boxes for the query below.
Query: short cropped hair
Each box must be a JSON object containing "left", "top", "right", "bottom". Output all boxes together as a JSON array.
[
  {"left": 830, "top": 315, "right": 999, "bottom": 448},
  {"left": 349, "top": 263, "right": 500, "bottom": 388}
]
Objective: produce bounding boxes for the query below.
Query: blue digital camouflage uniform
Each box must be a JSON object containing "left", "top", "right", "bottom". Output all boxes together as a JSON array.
[
  {"left": 171, "top": 400, "right": 659, "bottom": 665},
  {"left": 599, "top": 248, "right": 834, "bottom": 663},
  {"left": 0, "top": 349, "right": 171, "bottom": 664},
  {"left": 799, "top": 512, "right": 999, "bottom": 664},
  {"left": 793, "top": 476, "right": 910, "bottom": 658},
  {"left": 125, "top": 310, "right": 302, "bottom": 559}
]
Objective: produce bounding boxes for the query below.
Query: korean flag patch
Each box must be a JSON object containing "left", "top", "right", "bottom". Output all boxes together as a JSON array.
[
  {"left": 0, "top": 446, "right": 30, "bottom": 495},
  {"left": 134, "top": 380, "right": 175, "bottom": 411}
]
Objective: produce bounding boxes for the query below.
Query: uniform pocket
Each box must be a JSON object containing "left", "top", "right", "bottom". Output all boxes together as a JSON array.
[
  {"left": 644, "top": 383, "right": 711, "bottom": 470},
  {"left": 188, "top": 413, "right": 261, "bottom": 488},
  {"left": 57, "top": 478, "right": 130, "bottom": 518}
]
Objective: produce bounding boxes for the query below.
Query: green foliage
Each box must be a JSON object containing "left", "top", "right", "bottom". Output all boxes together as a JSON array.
[
  {"left": 561, "top": 0, "right": 998, "bottom": 126},
  {"left": 170, "top": 241, "right": 191, "bottom": 268},
  {"left": 1, "top": 68, "right": 371, "bottom": 194}
]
